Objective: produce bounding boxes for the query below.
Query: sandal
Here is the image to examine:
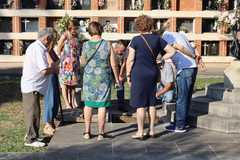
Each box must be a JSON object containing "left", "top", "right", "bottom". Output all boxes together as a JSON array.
[
  {"left": 44, "top": 125, "right": 56, "bottom": 135},
  {"left": 132, "top": 134, "right": 145, "bottom": 140},
  {"left": 144, "top": 131, "right": 156, "bottom": 138},
  {"left": 65, "top": 104, "right": 72, "bottom": 109},
  {"left": 83, "top": 132, "right": 91, "bottom": 140},
  {"left": 97, "top": 133, "right": 113, "bottom": 141}
]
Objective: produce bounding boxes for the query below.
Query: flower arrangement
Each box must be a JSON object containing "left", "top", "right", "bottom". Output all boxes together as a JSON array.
[
  {"left": 215, "top": 0, "right": 223, "bottom": 4},
  {"left": 190, "top": 41, "right": 198, "bottom": 49},
  {"left": 3, "top": 0, "right": 14, "bottom": 8},
  {"left": 130, "top": 0, "right": 144, "bottom": 10},
  {"left": 164, "top": 0, "right": 170, "bottom": 10},
  {"left": 103, "top": 22, "right": 114, "bottom": 33},
  {"left": 162, "top": 19, "right": 170, "bottom": 30},
  {"left": 98, "top": 0, "right": 105, "bottom": 8},
  {"left": 85, "top": 19, "right": 91, "bottom": 29},
  {"left": 58, "top": 0, "right": 65, "bottom": 7},
  {"left": 71, "top": 0, "right": 77, "bottom": 7},
  {"left": 19, "top": 40, "right": 24, "bottom": 53},
  {"left": 5, "top": 42, "right": 13, "bottom": 50},
  {"left": 179, "top": 26, "right": 187, "bottom": 32},
  {"left": 212, "top": 11, "right": 238, "bottom": 30}
]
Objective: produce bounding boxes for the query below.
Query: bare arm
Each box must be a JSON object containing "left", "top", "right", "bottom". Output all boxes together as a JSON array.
[
  {"left": 162, "top": 44, "right": 177, "bottom": 60},
  {"left": 156, "top": 82, "right": 173, "bottom": 97},
  {"left": 172, "top": 43, "right": 196, "bottom": 59},
  {"left": 81, "top": 48, "right": 86, "bottom": 63},
  {"left": 109, "top": 42, "right": 120, "bottom": 86},
  {"left": 119, "top": 58, "right": 127, "bottom": 83},
  {"left": 195, "top": 49, "right": 207, "bottom": 71},
  {"left": 41, "top": 67, "right": 59, "bottom": 75},
  {"left": 57, "top": 34, "right": 67, "bottom": 56},
  {"left": 126, "top": 47, "right": 135, "bottom": 86}
]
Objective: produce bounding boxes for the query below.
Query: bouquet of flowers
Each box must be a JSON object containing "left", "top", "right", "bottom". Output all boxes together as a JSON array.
[
  {"left": 162, "top": 19, "right": 170, "bottom": 30},
  {"left": 212, "top": 11, "right": 238, "bottom": 30},
  {"left": 5, "top": 42, "right": 13, "bottom": 50},
  {"left": 164, "top": 0, "right": 170, "bottom": 10},
  {"left": 190, "top": 41, "right": 198, "bottom": 49},
  {"left": 19, "top": 40, "right": 24, "bottom": 53},
  {"left": 215, "top": 0, "right": 223, "bottom": 4},
  {"left": 3, "top": 0, "right": 14, "bottom": 8},
  {"left": 85, "top": 19, "right": 91, "bottom": 29},
  {"left": 98, "top": 0, "right": 105, "bottom": 7},
  {"left": 179, "top": 26, "right": 187, "bottom": 32},
  {"left": 103, "top": 22, "right": 114, "bottom": 33},
  {"left": 58, "top": 0, "right": 65, "bottom": 7},
  {"left": 72, "top": 0, "right": 77, "bottom": 7}
]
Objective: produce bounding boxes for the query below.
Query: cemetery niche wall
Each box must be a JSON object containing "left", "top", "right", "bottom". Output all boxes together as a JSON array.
[
  {"left": 151, "top": 0, "right": 165, "bottom": 10},
  {"left": 47, "top": 17, "right": 61, "bottom": 31},
  {"left": 21, "top": 40, "right": 35, "bottom": 55},
  {"left": 47, "top": 0, "right": 63, "bottom": 9},
  {"left": 125, "top": 17, "right": 139, "bottom": 33},
  {"left": 153, "top": 19, "right": 168, "bottom": 30},
  {"left": 202, "top": 19, "right": 217, "bottom": 33},
  {"left": 0, "top": 40, "right": 13, "bottom": 55},
  {"left": 177, "top": 19, "right": 193, "bottom": 33},
  {"left": 0, "top": 0, "right": 7, "bottom": 9},
  {"left": 20, "top": 0, "right": 37, "bottom": 9},
  {"left": 21, "top": 18, "right": 39, "bottom": 32},
  {"left": 0, "top": 17, "right": 12, "bottom": 32},
  {"left": 201, "top": 41, "right": 220, "bottom": 56},
  {"left": 202, "top": 0, "right": 220, "bottom": 11},
  {"left": 73, "top": 17, "right": 91, "bottom": 33}
]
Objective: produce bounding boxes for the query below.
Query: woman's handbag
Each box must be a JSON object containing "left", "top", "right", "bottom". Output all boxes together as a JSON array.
[{"left": 140, "top": 35, "right": 161, "bottom": 83}]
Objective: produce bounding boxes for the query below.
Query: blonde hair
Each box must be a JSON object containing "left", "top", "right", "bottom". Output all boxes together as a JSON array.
[{"left": 47, "top": 28, "right": 58, "bottom": 51}]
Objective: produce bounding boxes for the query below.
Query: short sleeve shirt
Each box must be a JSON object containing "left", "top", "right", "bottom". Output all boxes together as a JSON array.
[
  {"left": 21, "top": 40, "right": 49, "bottom": 94},
  {"left": 160, "top": 62, "right": 175, "bottom": 90}
]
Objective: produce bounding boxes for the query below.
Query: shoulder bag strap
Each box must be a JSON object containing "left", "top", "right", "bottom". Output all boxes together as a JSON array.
[
  {"left": 85, "top": 39, "right": 103, "bottom": 68},
  {"left": 140, "top": 35, "right": 155, "bottom": 60}
]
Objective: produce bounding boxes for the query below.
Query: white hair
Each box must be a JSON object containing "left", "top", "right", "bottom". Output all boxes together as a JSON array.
[{"left": 38, "top": 27, "right": 53, "bottom": 40}]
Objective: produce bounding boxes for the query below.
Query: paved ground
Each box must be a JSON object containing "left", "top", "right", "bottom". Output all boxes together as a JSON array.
[
  {"left": 0, "top": 62, "right": 231, "bottom": 79},
  {"left": 1, "top": 122, "right": 240, "bottom": 160}
]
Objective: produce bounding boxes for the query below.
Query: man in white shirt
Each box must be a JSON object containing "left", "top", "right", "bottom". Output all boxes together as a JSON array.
[
  {"left": 112, "top": 40, "right": 128, "bottom": 112},
  {"left": 152, "top": 29, "right": 206, "bottom": 133},
  {"left": 21, "top": 27, "right": 58, "bottom": 147}
]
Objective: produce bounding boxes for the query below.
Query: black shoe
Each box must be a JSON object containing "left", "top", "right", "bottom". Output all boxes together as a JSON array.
[{"left": 118, "top": 106, "right": 128, "bottom": 112}]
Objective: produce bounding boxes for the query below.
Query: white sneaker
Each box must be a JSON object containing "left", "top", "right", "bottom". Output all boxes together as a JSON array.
[
  {"left": 24, "top": 133, "right": 44, "bottom": 142},
  {"left": 24, "top": 141, "right": 45, "bottom": 147}
]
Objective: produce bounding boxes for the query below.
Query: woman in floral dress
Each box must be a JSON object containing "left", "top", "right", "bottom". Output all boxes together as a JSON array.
[
  {"left": 57, "top": 19, "right": 81, "bottom": 109},
  {"left": 82, "top": 22, "right": 120, "bottom": 140}
]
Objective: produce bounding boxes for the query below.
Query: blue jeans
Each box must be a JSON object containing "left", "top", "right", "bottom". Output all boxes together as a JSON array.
[
  {"left": 175, "top": 68, "right": 197, "bottom": 128},
  {"left": 157, "top": 87, "right": 175, "bottom": 109},
  {"left": 43, "top": 74, "right": 60, "bottom": 122}
]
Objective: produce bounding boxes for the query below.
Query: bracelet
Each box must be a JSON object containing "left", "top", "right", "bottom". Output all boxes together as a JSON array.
[
  {"left": 126, "top": 75, "right": 131, "bottom": 77},
  {"left": 119, "top": 75, "right": 124, "bottom": 77},
  {"left": 194, "top": 55, "right": 197, "bottom": 59}
]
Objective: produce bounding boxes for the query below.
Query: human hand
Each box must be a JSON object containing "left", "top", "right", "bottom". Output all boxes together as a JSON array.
[
  {"left": 119, "top": 76, "right": 125, "bottom": 83},
  {"left": 115, "top": 80, "right": 121, "bottom": 89},
  {"left": 198, "top": 59, "right": 207, "bottom": 71},
  {"left": 54, "top": 68, "right": 59, "bottom": 75},
  {"left": 195, "top": 55, "right": 202, "bottom": 64},
  {"left": 127, "top": 77, "right": 131, "bottom": 87}
]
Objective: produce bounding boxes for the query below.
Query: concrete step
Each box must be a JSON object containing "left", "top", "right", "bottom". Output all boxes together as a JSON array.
[
  {"left": 190, "top": 96, "right": 240, "bottom": 117},
  {"left": 205, "top": 83, "right": 240, "bottom": 102},
  {"left": 166, "top": 102, "right": 240, "bottom": 133},
  {"left": 189, "top": 111, "right": 240, "bottom": 133}
]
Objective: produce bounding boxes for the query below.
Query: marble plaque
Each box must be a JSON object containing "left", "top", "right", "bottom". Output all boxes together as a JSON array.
[
  {"left": 81, "top": 0, "right": 91, "bottom": 10},
  {"left": 201, "top": 41, "right": 219, "bottom": 56},
  {"left": 0, "top": 17, "right": 12, "bottom": 32},
  {"left": 202, "top": 19, "right": 217, "bottom": 33},
  {"left": 177, "top": 19, "right": 193, "bottom": 33},
  {"left": 203, "top": 0, "right": 219, "bottom": 11},
  {"left": 0, "top": 40, "right": 13, "bottom": 55},
  {"left": 21, "top": 18, "right": 39, "bottom": 32},
  {"left": 105, "top": 0, "right": 117, "bottom": 10},
  {"left": 21, "top": 0, "right": 36, "bottom": 9},
  {"left": 47, "top": 0, "right": 62, "bottom": 9},
  {"left": 47, "top": 17, "right": 61, "bottom": 31}
]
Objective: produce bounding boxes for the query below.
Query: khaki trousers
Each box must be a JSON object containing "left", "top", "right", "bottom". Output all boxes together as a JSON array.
[{"left": 22, "top": 91, "right": 40, "bottom": 143}]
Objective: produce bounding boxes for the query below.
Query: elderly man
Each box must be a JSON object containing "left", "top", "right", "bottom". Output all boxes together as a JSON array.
[
  {"left": 112, "top": 40, "right": 128, "bottom": 112},
  {"left": 21, "top": 27, "right": 58, "bottom": 147},
  {"left": 152, "top": 29, "right": 206, "bottom": 132}
]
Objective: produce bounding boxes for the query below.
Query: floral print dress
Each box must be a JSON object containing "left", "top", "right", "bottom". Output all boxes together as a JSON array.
[
  {"left": 59, "top": 33, "right": 81, "bottom": 86},
  {"left": 83, "top": 40, "right": 111, "bottom": 108}
]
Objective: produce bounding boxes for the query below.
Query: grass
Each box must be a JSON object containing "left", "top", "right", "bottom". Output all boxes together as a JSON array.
[{"left": 0, "top": 78, "right": 223, "bottom": 152}]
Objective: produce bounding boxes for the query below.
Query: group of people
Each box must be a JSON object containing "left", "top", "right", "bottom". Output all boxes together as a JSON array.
[{"left": 21, "top": 14, "right": 206, "bottom": 147}]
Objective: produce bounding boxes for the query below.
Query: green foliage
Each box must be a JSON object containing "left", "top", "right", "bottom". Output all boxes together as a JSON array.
[{"left": 57, "top": 13, "right": 71, "bottom": 41}]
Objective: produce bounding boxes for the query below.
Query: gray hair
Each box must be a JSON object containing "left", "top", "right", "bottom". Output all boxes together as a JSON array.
[{"left": 38, "top": 27, "right": 53, "bottom": 40}]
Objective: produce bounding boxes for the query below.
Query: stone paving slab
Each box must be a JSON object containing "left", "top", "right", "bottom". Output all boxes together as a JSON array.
[{"left": 1, "top": 123, "right": 240, "bottom": 160}]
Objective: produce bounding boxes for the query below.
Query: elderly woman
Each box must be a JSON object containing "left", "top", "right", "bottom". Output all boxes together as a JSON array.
[
  {"left": 126, "top": 15, "right": 176, "bottom": 140},
  {"left": 57, "top": 19, "right": 81, "bottom": 109},
  {"left": 82, "top": 22, "right": 120, "bottom": 140}
]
